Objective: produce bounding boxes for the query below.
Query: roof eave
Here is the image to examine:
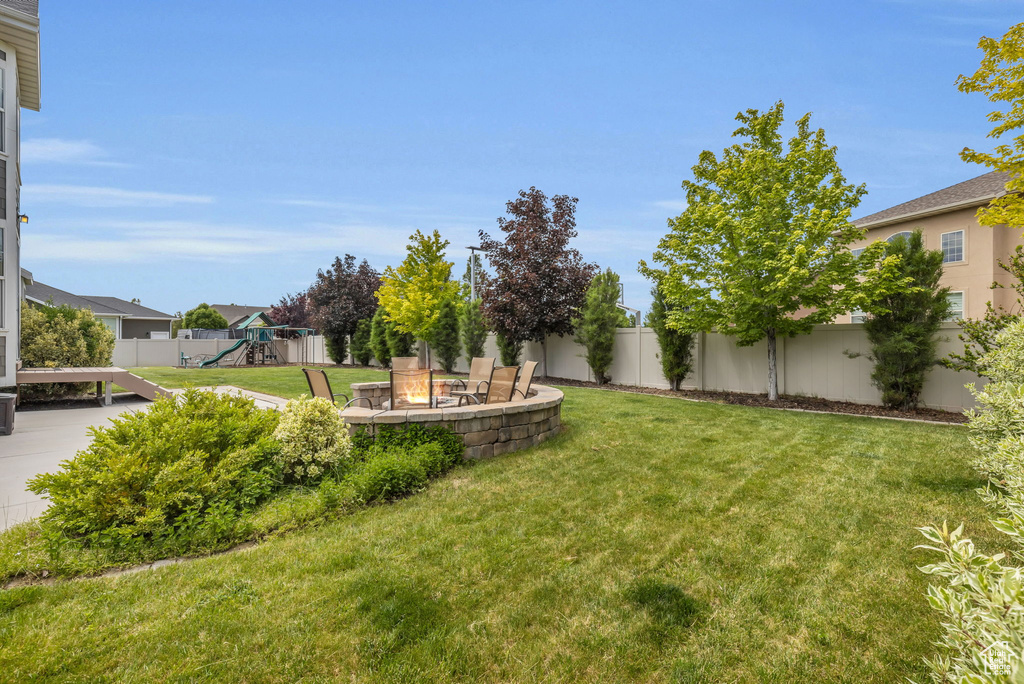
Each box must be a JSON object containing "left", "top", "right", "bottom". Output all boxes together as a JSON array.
[
  {"left": 853, "top": 194, "right": 1002, "bottom": 231},
  {"left": 0, "top": 5, "right": 40, "bottom": 111}
]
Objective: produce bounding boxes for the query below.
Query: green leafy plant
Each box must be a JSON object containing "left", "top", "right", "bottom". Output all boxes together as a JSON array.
[
  {"left": 352, "top": 423, "right": 463, "bottom": 465},
  {"left": 351, "top": 317, "right": 374, "bottom": 366},
  {"left": 433, "top": 297, "right": 462, "bottom": 373},
  {"left": 639, "top": 101, "right": 905, "bottom": 400},
  {"left": 369, "top": 306, "right": 392, "bottom": 369},
  {"left": 496, "top": 331, "right": 522, "bottom": 367},
  {"left": 182, "top": 303, "right": 229, "bottom": 330},
  {"left": 574, "top": 268, "right": 622, "bottom": 385},
  {"left": 917, "top": 318, "right": 1024, "bottom": 682},
  {"left": 20, "top": 301, "right": 116, "bottom": 399},
  {"left": 856, "top": 231, "right": 951, "bottom": 410},
  {"left": 349, "top": 447, "right": 429, "bottom": 503},
  {"left": 273, "top": 396, "right": 354, "bottom": 482},
  {"left": 460, "top": 298, "right": 488, "bottom": 365},
  {"left": 26, "top": 389, "right": 281, "bottom": 550},
  {"left": 646, "top": 284, "right": 695, "bottom": 390}
]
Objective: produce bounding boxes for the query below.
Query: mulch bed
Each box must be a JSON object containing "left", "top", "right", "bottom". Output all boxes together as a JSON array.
[{"left": 540, "top": 376, "right": 968, "bottom": 424}]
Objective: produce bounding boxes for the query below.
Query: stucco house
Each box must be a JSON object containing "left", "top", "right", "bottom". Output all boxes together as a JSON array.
[
  {"left": 842, "top": 170, "right": 1023, "bottom": 323},
  {"left": 0, "top": 0, "right": 38, "bottom": 387},
  {"left": 25, "top": 280, "right": 178, "bottom": 339}
]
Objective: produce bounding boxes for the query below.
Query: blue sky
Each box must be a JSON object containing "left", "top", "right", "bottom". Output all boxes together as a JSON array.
[{"left": 19, "top": 0, "right": 1021, "bottom": 316}]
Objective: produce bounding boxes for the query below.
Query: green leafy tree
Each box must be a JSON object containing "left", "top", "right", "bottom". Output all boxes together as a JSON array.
[
  {"left": 350, "top": 317, "right": 374, "bottom": 366},
  {"left": 375, "top": 230, "right": 462, "bottom": 347},
  {"left": 385, "top": 317, "right": 416, "bottom": 359},
  {"left": 496, "top": 332, "right": 521, "bottom": 367},
  {"left": 308, "top": 255, "right": 381, "bottom": 364},
  {"left": 856, "top": 231, "right": 951, "bottom": 410},
  {"left": 957, "top": 21, "right": 1024, "bottom": 228},
  {"left": 433, "top": 298, "right": 461, "bottom": 373},
  {"left": 647, "top": 284, "right": 695, "bottom": 391},
  {"left": 20, "top": 302, "right": 116, "bottom": 399},
  {"left": 639, "top": 101, "right": 904, "bottom": 401},
  {"left": 182, "top": 303, "right": 229, "bottom": 330},
  {"left": 461, "top": 254, "right": 491, "bottom": 300},
  {"left": 574, "top": 269, "right": 622, "bottom": 385},
  {"left": 460, "top": 299, "right": 488, "bottom": 365},
  {"left": 369, "top": 307, "right": 392, "bottom": 368}
]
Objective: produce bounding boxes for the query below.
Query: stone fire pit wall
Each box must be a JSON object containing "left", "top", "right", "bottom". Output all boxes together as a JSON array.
[{"left": 341, "top": 379, "right": 563, "bottom": 460}]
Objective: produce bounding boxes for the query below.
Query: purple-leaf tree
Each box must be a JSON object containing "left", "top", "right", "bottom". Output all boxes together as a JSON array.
[
  {"left": 480, "top": 187, "right": 597, "bottom": 371},
  {"left": 307, "top": 255, "right": 381, "bottom": 363},
  {"left": 269, "top": 292, "right": 313, "bottom": 330}
]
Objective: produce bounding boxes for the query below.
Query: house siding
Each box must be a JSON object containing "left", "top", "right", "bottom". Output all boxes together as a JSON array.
[{"left": 0, "top": 39, "right": 20, "bottom": 386}]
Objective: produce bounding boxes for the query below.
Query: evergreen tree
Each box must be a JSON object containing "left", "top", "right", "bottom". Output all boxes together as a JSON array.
[
  {"left": 369, "top": 307, "right": 392, "bottom": 369},
  {"left": 496, "top": 332, "right": 522, "bottom": 367},
  {"left": 351, "top": 317, "right": 374, "bottom": 366},
  {"left": 647, "top": 284, "right": 695, "bottom": 391},
  {"left": 574, "top": 269, "right": 622, "bottom": 385},
  {"left": 433, "top": 298, "right": 461, "bottom": 373},
  {"left": 386, "top": 316, "right": 416, "bottom": 359},
  {"left": 461, "top": 299, "right": 488, "bottom": 364},
  {"left": 860, "top": 231, "right": 951, "bottom": 410}
]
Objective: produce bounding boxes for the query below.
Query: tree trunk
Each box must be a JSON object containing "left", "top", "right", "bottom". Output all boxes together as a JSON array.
[{"left": 766, "top": 328, "right": 778, "bottom": 401}]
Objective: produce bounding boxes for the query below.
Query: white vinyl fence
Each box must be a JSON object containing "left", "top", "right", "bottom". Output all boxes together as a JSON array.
[{"left": 114, "top": 322, "right": 983, "bottom": 412}]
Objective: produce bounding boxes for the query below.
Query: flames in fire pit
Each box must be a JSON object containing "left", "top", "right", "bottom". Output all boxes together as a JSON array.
[{"left": 391, "top": 369, "right": 433, "bottom": 409}]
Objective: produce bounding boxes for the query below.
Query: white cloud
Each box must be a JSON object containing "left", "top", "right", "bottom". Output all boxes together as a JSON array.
[
  {"left": 23, "top": 184, "right": 215, "bottom": 207},
  {"left": 21, "top": 138, "right": 128, "bottom": 167}
]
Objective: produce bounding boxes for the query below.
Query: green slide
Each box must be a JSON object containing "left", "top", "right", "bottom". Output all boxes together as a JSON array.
[{"left": 199, "top": 338, "right": 249, "bottom": 368}]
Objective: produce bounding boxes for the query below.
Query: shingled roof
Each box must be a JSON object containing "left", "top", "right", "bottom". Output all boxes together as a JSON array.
[
  {"left": 0, "top": 1, "right": 37, "bottom": 18},
  {"left": 25, "top": 281, "right": 177, "bottom": 319},
  {"left": 852, "top": 171, "right": 1010, "bottom": 228}
]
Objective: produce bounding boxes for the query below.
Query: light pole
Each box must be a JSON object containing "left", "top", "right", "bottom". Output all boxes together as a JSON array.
[{"left": 466, "top": 245, "right": 485, "bottom": 300}]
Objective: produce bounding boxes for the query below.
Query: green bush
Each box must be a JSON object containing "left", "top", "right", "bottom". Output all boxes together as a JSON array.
[
  {"left": 26, "top": 389, "right": 281, "bottom": 549},
  {"left": 860, "top": 231, "right": 951, "bottom": 410},
  {"left": 433, "top": 297, "right": 462, "bottom": 373},
  {"left": 352, "top": 423, "right": 464, "bottom": 465},
  {"left": 461, "top": 299, "right": 488, "bottom": 365},
  {"left": 350, "top": 447, "right": 429, "bottom": 503},
  {"left": 647, "top": 284, "right": 695, "bottom": 390},
  {"left": 369, "top": 306, "right": 392, "bottom": 368},
  {"left": 20, "top": 301, "right": 116, "bottom": 399},
  {"left": 273, "top": 396, "right": 354, "bottom": 482},
  {"left": 917, "top": 318, "right": 1024, "bottom": 681},
  {"left": 574, "top": 268, "right": 622, "bottom": 385},
  {"left": 351, "top": 317, "right": 374, "bottom": 366},
  {"left": 496, "top": 331, "right": 522, "bottom": 367}
]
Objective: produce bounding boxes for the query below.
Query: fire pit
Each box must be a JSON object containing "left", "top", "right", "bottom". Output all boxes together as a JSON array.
[
  {"left": 342, "top": 379, "right": 564, "bottom": 460},
  {"left": 390, "top": 368, "right": 433, "bottom": 409}
]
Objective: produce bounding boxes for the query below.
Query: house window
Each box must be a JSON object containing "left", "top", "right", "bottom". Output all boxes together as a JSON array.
[
  {"left": 851, "top": 248, "right": 864, "bottom": 258},
  {"left": 887, "top": 231, "right": 913, "bottom": 243},
  {"left": 946, "top": 292, "right": 964, "bottom": 321},
  {"left": 941, "top": 230, "right": 964, "bottom": 263},
  {"left": 851, "top": 309, "right": 866, "bottom": 324},
  {"left": 0, "top": 69, "right": 7, "bottom": 153}
]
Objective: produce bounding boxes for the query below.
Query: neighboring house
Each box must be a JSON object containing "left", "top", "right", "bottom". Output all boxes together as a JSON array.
[
  {"left": 210, "top": 304, "right": 272, "bottom": 329},
  {"left": 0, "top": 0, "right": 39, "bottom": 386},
  {"left": 842, "top": 170, "right": 1023, "bottom": 323},
  {"left": 25, "top": 280, "right": 178, "bottom": 339}
]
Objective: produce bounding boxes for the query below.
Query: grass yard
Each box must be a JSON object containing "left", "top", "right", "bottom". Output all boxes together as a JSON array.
[{"left": 0, "top": 367, "right": 1002, "bottom": 682}]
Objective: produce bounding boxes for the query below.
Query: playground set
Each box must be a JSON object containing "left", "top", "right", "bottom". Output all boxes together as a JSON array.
[{"left": 180, "top": 312, "right": 316, "bottom": 369}]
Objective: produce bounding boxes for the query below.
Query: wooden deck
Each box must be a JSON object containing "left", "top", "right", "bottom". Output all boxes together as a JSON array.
[{"left": 16, "top": 367, "right": 172, "bottom": 405}]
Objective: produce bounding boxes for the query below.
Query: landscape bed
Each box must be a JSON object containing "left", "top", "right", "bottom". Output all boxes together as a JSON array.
[{"left": 0, "top": 367, "right": 1004, "bottom": 682}]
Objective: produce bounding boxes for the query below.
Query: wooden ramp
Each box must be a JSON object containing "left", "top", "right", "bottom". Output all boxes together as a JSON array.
[{"left": 16, "top": 367, "right": 173, "bottom": 405}]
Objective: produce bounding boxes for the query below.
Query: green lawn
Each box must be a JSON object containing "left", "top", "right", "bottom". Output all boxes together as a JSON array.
[{"left": 0, "top": 368, "right": 1001, "bottom": 682}]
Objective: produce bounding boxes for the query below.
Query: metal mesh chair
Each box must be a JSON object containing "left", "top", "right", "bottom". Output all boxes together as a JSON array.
[
  {"left": 301, "top": 368, "right": 371, "bottom": 408},
  {"left": 460, "top": 365, "right": 519, "bottom": 405},
  {"left": 512, "top": 360, "right": 538, "bottom": 400},
  {"left": 451, "top": 357, "right": 495, "bottom": 403}
]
